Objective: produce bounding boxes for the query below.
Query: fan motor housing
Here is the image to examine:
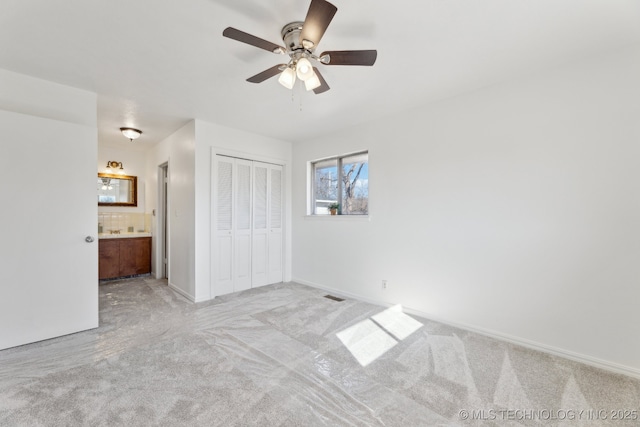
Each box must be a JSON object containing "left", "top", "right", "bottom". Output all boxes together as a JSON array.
[{"left": 281, "top": 21, "right": 308, "bottom": 52}]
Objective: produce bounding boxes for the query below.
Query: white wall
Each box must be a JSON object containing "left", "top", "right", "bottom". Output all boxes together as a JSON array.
[
  {"left": 146, "top": 121, "right": 196, "bottom": 300},
  {"left": 292, "top": 47, "right": 640, "bottom": 376},
  {"left": 0, "top": 68, "right": 96, "bottom": 127},
  {"left": 98, "top": 145, "right": 148, "bottom": 213},
  {"left": 0, "top": 69, "right": 98, "bottom": 349},
  {"left": 145, "top": 119, "right": 292, "bottom": 302},
  {"left": 195, "top": 120, "right": 292, "bottom": 301}
]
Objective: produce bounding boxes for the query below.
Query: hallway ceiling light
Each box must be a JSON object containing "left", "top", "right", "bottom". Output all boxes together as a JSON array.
[{"left": 120, "top": 127, "right": 142, "bottom": 141}]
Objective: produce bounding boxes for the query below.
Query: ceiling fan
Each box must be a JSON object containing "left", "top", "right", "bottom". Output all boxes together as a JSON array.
[{"left": 222, "top": 0, "right": 377, "bottom": 94}]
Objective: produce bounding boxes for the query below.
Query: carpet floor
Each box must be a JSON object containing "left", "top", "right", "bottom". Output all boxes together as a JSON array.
[{"left": 0, "top": 277, "right": 638, "bottom": 426}]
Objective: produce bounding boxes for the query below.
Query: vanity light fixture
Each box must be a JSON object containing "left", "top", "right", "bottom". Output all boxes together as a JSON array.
[
  {"left": 120, "top": 127, "right": 142, "bottom": 141},
  {"left": 105, "top": 161, "right": 124, "bottom": 174}
]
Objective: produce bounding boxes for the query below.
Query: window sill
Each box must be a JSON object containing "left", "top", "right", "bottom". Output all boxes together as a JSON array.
[{"left": 304, "top": 215, "right": 371, "bottom": 222}]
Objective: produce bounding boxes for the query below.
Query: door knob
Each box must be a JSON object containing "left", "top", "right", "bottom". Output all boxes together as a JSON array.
[{"left": 85, "top": 236, "right": 95, "bottom": 243}]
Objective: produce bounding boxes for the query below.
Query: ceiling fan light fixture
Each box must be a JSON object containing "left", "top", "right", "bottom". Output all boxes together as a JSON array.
[
  {"left": 222, "top": 0, "right": 377, "bottom": 95},
  {"left": 304, "top": 72, "right": 321, "bottom": 91},
  {"left": 278, "top": 67, "right": 296, "bottom": 89},
  {"left": 296, "top": 57, "right": 314, "bottom": 81},
  {"left": 120, "top": 127, "right": 142, "bottom": 141}
]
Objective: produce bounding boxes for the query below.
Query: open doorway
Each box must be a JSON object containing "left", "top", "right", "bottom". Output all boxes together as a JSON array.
[{"left": 158, "top": 163, "right": 169, "bottom": 279}]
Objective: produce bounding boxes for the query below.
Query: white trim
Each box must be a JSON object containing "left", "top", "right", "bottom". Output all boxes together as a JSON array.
[
  {"left": 210, "top": 148, "right": 216, "bottom": 298},
  {"left": 212, "top": 147, "right": 286, "bottom": 167},
  {"left": 293, "top": 277, "right": 640, "bottom": 380},
  {"left": 168, "top": 282, "right": 195, "bottom": 302},
  {"left": 154, "top": 161, "right": 169, "bottom": 281},
  {"left": 304, "top": 215, "right": 371, "bottom": 222}
]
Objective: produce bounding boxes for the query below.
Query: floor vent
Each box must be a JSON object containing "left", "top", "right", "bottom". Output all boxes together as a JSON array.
[{"left": 324, "top": 294, "right": 345, "bottom": 302}]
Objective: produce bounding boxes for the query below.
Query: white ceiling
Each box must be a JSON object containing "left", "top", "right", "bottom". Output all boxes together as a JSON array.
[{"left": 2, "top": 0, "right": 640, "bottom": 149}]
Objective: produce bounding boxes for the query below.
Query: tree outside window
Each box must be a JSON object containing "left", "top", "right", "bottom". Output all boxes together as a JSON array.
[{"left": 312, "top": 152, "right": 368, "bottom": 215}]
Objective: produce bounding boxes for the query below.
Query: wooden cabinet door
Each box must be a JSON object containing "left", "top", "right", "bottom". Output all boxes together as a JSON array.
[
  {"left": 99, "top": 240, "right": 120, "bottom": 280},
  {"left": 99, "top": 237, "right": 151, "bottom": 280},
  {"left": 134, "top": 238, "right": 151, "bottom": 274},
  {"left": 120, "top": 238, "right": 151, "bottom": 276},
  {"left": 118, "top": 239, "right": 137, "bottom": 277}
]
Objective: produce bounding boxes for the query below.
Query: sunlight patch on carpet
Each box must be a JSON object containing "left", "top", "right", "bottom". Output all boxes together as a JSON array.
[{"left": 336, "top": 304, "right": 423, "bottom": 366}]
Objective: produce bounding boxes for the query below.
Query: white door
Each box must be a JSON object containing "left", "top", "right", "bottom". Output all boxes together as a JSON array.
[
  {"left": 252, "top": 162, "right": 269, "bottom": 287},
  {"left": 268, "top": 165, "right": 284, "bottom": 284},
  {"left": 234, "top": 159, "right": 252, "bottom": 291},
  {"left": 214, "top": 156, "right": 234, "bottom": 296},
  {"left": 0, "top": 110, "right": 98, "bottom": 350},
  {"left": 253, "top": 162, "right": 283, "bottom": 287},
  {"left": 213, "top": 156, "right": 284, "bottom": 296}
]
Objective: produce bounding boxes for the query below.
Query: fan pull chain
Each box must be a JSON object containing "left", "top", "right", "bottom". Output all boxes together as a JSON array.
[{"left": 288, "top": 79, "right": 304, "bottom": 112}]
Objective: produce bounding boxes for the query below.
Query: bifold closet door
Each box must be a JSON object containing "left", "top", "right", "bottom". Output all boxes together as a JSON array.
[
  {"left": 252, "top": 162, "right": 283, "bottom": 287},
  {"left": 252, "top": 163, "right": 269, "bottom": 287},
  {"left": 268, "top": 165, "right": 283, "bottom": 284},
  {"left": 214, "top": 156, "right": 252, "bottom": 295},
  {"left": 215, "top": 156, "right": 284, "bottom": 296},
  {"left": 234, "top": 159, "right": 252, "bottom": 291},
  {"left": 214, "top": 156, "right": 234, "bottom": 296}
]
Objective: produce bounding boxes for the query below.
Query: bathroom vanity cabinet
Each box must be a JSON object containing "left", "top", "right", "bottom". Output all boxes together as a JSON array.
[{"left": 99, "top": 236, "right": 151, "bottom": 280}]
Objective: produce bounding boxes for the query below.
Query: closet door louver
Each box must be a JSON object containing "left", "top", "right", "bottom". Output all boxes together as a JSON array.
[
  {"left": 268, "top": 166, "right": 283, "bottom": 284},
  {"left": 214, "top": 157, "right": 234, "bottom": 296},
  {"left": 234, "top": 159, "right": 252, "bottom": 291},
  {"left": 252, "top": 163, "right": 269, "bottom": 287}
]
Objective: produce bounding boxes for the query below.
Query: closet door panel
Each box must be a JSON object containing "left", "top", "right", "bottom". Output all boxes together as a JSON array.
[
  {"left": 214, "top": 156, "right": 234, "bottom": 296},
  {"left": 216, "top": 235, "right": 233, "bottom": 286},
  {"left": 214, "top": 156, "right": 285, "bottom": 295},
  {"left": 234, "top": 160, "right": 252, "bottom": 291},
  {"left": 235, "top": 235, "right": 251, "bottom": 289},
  {"left": 268, "top": 165, "right": 283, "bottom": 284},
  {"left": 252, "top": 162, "right": 269, "bottom": 287},
  {"left": 252, "top": 234, "right": 268, "bottom": 286}
]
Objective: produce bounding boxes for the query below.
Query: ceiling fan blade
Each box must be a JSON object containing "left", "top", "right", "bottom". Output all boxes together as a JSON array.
[
  {"left": 299, "top": 0, "right": 338, "bottom": 49},
  {"left": 312, "top": 67, "right": 330, "bottom": 94},
  {"left": 223, "top": 27, "right": 285, "bottom": 54},
  {"left": 246, "top": 64, "right": 287, "bottom": 83},
  {"left": 320, "top": 50, "right": 377, "bottom": 66}
]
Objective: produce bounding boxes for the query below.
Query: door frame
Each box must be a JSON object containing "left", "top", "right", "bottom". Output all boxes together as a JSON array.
[{"left": 156, "top": 162, "right": 169, "bottom": 280}]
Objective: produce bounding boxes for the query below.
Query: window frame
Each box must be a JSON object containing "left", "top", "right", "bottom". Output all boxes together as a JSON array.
[{"left": 309, "top": 150, "right": 369, "bottom": 216}]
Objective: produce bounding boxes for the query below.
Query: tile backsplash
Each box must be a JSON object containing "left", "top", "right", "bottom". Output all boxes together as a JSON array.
[{"left": 98, "top": 213, "right": 151, "bottom": 234}]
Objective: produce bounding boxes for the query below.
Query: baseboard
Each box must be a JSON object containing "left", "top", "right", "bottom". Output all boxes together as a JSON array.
[
  {"left": 293, "top": 277, "right": 640, "bottom": 380},
  {"left": 168, "top": 282, "right": 195, "bottom": 303}
]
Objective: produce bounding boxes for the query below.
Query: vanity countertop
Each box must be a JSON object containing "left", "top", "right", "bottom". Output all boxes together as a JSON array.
[{"left": 98, "top": 232, "right": 151, "bottom": 239}]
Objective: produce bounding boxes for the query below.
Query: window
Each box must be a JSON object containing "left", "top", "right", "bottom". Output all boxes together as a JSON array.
[{"left": 311, "top": 151, "right": 369, "bottom": 215}]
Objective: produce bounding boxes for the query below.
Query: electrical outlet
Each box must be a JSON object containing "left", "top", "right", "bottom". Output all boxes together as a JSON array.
[{"left": 382, "top": 280, "right": 387, "bottom": 290}]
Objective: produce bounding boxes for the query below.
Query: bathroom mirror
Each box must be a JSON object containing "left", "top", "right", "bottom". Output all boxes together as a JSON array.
[{"left": 97, "top": 173, "right": 137, "bottom": 207}]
